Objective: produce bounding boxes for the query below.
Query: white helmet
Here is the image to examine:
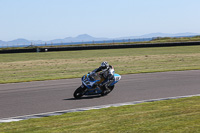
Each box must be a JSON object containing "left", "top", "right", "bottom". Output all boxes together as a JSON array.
[{"left": 101, "top": 61, "right": 109, "bottom": 70}]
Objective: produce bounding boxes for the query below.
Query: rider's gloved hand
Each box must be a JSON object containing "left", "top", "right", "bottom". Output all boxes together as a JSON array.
[{"left": 90, "top": 72, "right": 94, "bottom": 75}]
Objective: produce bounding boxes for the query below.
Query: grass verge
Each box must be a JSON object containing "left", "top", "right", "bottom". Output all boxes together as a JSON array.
[
  {"left": 0, "top": 96, "right": 200, "bottom": 132},
  {"left": 1, "top": 45, "right": 200, "bottom": 83}
]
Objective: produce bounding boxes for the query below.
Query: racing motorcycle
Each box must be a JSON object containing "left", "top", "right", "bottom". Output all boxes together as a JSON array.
[{"left": 73, "top": 70, "right": 121, "bottom": 99}]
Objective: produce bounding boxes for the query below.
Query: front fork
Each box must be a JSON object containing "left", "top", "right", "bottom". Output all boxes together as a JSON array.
[
  {"left": 80, "top": 84, "right": 87, "bottom": 94},
  {"left": 80, "top": 84, "right": 85, "bottom": 88}
]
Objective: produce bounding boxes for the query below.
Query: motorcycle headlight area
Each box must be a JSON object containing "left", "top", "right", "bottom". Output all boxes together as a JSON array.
[
  {"left": 85, "top": 81, "right": 90, "bottom": 85},
  {"left": 83, "top": 78, "right": 94, "bottom": 86}
]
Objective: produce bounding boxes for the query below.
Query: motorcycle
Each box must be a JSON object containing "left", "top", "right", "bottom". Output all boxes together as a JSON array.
[{"left": 73, "top": 70, "right": 121, "bottom": 99}]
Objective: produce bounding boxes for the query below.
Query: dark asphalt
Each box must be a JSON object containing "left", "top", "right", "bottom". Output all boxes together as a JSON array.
[{"left": 0, "top": 70, "right": 200, "bottom": 119}]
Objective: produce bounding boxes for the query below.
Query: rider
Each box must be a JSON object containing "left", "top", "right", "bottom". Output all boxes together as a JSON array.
[{"left": 91, "top": 61, "right": 115, "bottom": 94}]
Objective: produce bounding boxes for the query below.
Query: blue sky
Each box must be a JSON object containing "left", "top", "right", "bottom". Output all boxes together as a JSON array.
[{"left": 0, "top": 0, "right": 200, "bottom": 41}]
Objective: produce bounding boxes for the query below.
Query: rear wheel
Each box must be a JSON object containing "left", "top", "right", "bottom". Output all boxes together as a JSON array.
[{"left": 74, "top": 86, "right": 86, "bottom": 99}]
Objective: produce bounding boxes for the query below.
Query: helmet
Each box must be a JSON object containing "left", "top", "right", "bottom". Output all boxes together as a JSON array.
[{"left": 101, "top": 61, "right": 109, "bottom": 70}]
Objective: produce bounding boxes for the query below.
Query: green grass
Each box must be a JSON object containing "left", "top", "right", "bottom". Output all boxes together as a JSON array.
[
  {"left": 0, "top": 96, "right": 199, "bottom": 133},
  {"left": 150, "top": 36, "right": 200, "bottom": 43},
  {"left": 1, "top": 45, "right": 200, "bottom": 83}
]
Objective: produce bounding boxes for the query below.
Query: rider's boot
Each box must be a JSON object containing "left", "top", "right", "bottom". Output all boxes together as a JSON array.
[
  {"left": 105, "top": 84, "right": 111, "bottom": 93},
  {"left": 101, "top": 84, "right": 110, "bottom": 95}
]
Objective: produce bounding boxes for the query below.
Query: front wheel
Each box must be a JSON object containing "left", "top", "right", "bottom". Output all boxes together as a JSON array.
[{"left": 73, "top": 86, "right": 86, "bottom": 99}]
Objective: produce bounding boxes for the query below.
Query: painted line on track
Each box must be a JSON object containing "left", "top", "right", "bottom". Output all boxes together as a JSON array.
[{"left": 1, "top": 94, "right": 200, "bottom": 123}]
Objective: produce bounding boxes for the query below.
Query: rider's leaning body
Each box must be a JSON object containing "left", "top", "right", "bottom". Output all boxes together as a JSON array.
[{"left": 91, "top": 62, "right": 115, "bottom": 93}]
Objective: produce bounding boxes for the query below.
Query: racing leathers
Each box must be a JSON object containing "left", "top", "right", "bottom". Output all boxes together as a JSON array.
[{"left": 92, "top": 65, "right": 115, "bottom": 93}]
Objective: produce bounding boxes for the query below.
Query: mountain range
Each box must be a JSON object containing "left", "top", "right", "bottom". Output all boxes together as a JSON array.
[{"left": 0, "top": 32, "right": 199, "bottom": 46}]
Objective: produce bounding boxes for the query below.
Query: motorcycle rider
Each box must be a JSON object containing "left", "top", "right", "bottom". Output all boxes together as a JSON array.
[{"left": 91, "top": 61, "right": 115, "bottom": 95}]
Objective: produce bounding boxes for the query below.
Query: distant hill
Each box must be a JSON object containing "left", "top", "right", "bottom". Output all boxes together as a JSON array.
[
  {"left": 7, "top": 38, "right": 30, "bottom": 45},
  {"left": 48, "top": 34, "right": 108, "bottom": 44},
  {"left": 0, "top": 33, "right": 200, "bottom": 46}
]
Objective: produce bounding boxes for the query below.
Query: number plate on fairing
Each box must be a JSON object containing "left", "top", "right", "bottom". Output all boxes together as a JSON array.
[{"left": 114, "top": 73, "right": 121, "bottom": 81}]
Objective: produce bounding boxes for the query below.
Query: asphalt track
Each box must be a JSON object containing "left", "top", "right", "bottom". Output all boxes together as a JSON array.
[{"left": 0, "top": 70, "right": 200, "bottom": 119}]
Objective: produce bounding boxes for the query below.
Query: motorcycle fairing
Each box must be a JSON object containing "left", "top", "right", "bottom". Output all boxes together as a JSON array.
[{"left": 81, "top": 73, "right": 121, "bottom": 95}]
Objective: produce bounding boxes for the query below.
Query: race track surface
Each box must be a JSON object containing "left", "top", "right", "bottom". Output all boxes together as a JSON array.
[{"left": 0, "top": 70, "right": 200, "bottom": 119}]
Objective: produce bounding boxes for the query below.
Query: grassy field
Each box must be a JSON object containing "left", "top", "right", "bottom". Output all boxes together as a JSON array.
[
  {"left": 1, "top": 45, "right": 200, "bottom": 83},
  {"left": 0, "top": 96, "right": 199, "bottom": 132},
  {"left": 149, "top": 36, "right": 200, "bottom": 43}
]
